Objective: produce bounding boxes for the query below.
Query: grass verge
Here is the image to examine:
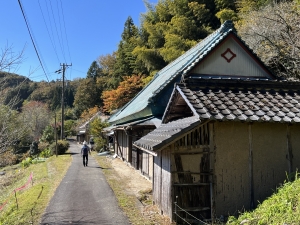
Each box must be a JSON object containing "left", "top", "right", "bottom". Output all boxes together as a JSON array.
[
  {"left": 0, "top": 154, "right": 72, "bottom": 225},
  {"left": 226, "top": 175, "right": 300, "bottom": 225}
]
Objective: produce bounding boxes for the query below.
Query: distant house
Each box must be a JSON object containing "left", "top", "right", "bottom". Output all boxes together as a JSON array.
[
  {"left": 77, "top": 112, "right": 108, "bottom": 144},
  {"left": 133, "top": 21, "right": 300, "bottom": 222}
]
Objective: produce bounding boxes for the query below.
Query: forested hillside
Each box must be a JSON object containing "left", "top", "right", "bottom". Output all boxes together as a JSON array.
[{"left": 0, "top": 0, "right": 299, "bottom": 160}]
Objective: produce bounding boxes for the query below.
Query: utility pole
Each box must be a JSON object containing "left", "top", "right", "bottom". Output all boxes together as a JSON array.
[
  {"left": 56, "top": 63, "right": 72, "bottom": 140},
  {"left": 55, "top": 113, "right": 57, "bottom": 157}
]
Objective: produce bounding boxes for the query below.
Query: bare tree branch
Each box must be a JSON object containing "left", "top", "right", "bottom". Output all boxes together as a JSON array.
[
  {"left": 0, "top": 44, "right": 27, "bottom": 155},
  {"left": 237, "top": 1, "right": 300, "bottom": 79}
]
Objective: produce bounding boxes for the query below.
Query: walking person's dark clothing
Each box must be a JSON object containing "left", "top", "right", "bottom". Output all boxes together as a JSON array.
[{"left": 81, "top": 141, "right": 91, "bottom": 167}]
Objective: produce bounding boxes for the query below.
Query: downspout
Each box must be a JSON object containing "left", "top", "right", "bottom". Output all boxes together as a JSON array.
[
  {"left": 209, "top": 122, "right": 215, "bottom": 221},
  {"left": 248, "top": 123, "right": 254, "bottom": 210},
  {"left": 286, "top": 124, "right": 293, "bottom": 174}
]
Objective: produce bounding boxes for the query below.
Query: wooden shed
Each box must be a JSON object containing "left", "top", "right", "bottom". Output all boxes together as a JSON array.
[
  {"left": 133, "top": 21, "right": 300, "bottom": 222},
  {"left": 134, "top": 79, "right": 300, "bottom": 222}
]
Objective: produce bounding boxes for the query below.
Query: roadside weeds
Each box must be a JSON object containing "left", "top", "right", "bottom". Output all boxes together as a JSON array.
[{"left": 0, "top": 154, "right": 72, "bottom": 225}]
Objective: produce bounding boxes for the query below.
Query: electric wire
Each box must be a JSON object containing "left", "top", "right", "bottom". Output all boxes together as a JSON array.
[
  {"left": 59, "top": 0, "right": 73, "bottom": 80},
  {"left": 45, "top": 0, "right": 57, "bottom": 53},
  {"left": 49, "top": 0, "right": 67, "bottom": 63},
  {"left": 38, "top": 0, "right": 60, "bottom": 64},
  {"left": 59, "top": 0, "right": 72, "bottom": 63},
  {"left": 17, "top": 0, "right": 50, "bottom": 83},
  {"left": 56, "top": 0, "right": 67, "bottom": 62}
]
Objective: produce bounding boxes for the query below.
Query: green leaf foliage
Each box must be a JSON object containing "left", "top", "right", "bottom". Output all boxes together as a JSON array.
[
  {"left": 73, "top": 78, "right": 103, "bottom": 115},
  {"left": 227, "top": 173, "right": 300, "bottom": 224},
  {"left": 87, "top": 60, "right": 102, "bottom": 80}
]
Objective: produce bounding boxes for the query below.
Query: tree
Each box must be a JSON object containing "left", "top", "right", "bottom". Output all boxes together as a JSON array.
[
  {"left": 0, "top": 105, "right": 26, "bottom": 154},
  {"left": 237, "top": 1, "right": 300, "bottom": 79},
  {"left": 236, "top": 0, "right": 273, "bottom": 13},
  {"left": 90, "top": 117, "right": 109, "bottom": 152},
  {"left": 79, "top": 106, "right": 100, "bottom": 122},
  {"left": 40, "top": 125, "right": 55, "bottom": 144},
  {"left": 0, "top": 44, "right": 27, "bottom": 154},
  {"left": 216, "top": 8, "right": 238, "bottom": 23},
  {"left": 113, "top": 16, "right": 141, "bottom": 81},
  {"left": 73, "top": 78, "right": 102, "bottom": 115},
  {"left": 87, "top": 61, "right": 102, "bottom": 80},
  {"left": 97, "top": 53, "right": 120, "bottom": 90},
  {"left": 50, "top": 85, "right": 61, "bottom": 110},
  {"left": 134, "top": 0, "right": 221, "bottom": 74},
  {"left": 64, "top": 120, "right": 76, "bottom": 137},
  {"left": 21, "top": 101, "right": 51, "bottom": 142},
  {"left": 102, "top": 74, "right": 145, "bottom": 113},
  {"left": 97, "top": 53, "right": 116, "bottom": 76}
]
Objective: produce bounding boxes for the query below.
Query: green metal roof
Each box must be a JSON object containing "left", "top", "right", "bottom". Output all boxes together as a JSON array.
[{"left": 108, "top": 21, "right": 273, "bottom": 126}]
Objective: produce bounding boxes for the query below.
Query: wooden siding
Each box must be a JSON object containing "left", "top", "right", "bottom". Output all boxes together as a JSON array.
[
  {"left": 141, "top": 152, "right": 153, "bottom": 180},
  {"left": 114, "top": 130, "right": 129, "bottom": 161},
  {"left": 132, "top": 147, "right": 138, "bottom": 169},
  {"left": 162, "top": 148, "right": 172, "bottom": 217},
  {"left": 154, "top": 151, "right": 162, "bottom": 207},
  {"left": 252, "top": 123, "right": 287, "bottom": 205},
  {"left": 154, "top": 122, "right": 212, "bottom": 222},
  {"left": 172, "top": 123, "right": 211, "bottom": 222},
  {"left": 136, "top": 128, "right": 155, "bottom": 179},
  {"left": 214, "top": 122, "right": 300, "bottom": 218}
]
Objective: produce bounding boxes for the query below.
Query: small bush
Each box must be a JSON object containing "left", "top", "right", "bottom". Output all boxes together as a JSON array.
[
  {"left": 21, "top": 157, "right": 32, "bottom": 168},
  {"left": 49, "top": 140, "right": 69, "bottom": 155},
  {"left": 94, "top": 137, "right": 107, "bottom": 152},
  {"left": 0, "top": 151, "right": 18, "bottom": 167},
  {"left": 38, "top": 142, "right": 49, "bottom": 152},
  {"left": 40, "top": 148, "right": 52, "bottom": 158}
]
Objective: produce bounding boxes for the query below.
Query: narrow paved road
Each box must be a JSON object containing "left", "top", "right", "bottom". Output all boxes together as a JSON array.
[{"left": 40, "top": 140, "right": 130, "bottom": 225}]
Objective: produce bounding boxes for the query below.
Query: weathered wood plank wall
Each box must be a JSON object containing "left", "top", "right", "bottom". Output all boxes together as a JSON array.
[{"left": 154, "top": 151, "right": 162, "bottom": 207}]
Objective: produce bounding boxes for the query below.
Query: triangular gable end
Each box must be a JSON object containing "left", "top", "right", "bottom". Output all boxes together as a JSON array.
[
  {"left": 189, "top": 33, "right": 275, "bottom": 80},
  {"left": 162, "top": 86, "right": 199, "bottom": 123}
]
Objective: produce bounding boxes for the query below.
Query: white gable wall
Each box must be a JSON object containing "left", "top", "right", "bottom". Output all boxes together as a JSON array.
[{"left": 192, "top": 36, "right": 272, "bottom": 78}]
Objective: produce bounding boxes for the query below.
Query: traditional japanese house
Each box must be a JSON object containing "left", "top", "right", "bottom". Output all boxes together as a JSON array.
[
  {"left": 133, "top": 21, "right": 300, "bottom": 222},
  {"left": 77, "top": 112, "right": 108, "bottom": 144}
]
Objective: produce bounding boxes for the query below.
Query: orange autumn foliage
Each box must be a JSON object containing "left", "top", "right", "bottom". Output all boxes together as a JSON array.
[
  {"left": 80, "top": 106, "right": 100, "bottom": 122},
  {"left": 102, "top": 74, "right": 145, "bottom": 113}
]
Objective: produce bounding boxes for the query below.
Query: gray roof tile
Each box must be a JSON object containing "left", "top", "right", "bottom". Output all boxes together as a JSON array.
[
  {"left": 175, "top": 79, "right": 300, "bottom": 124},
  {"left": 134, "top": 116, "right": 201, "bottom": 151}
]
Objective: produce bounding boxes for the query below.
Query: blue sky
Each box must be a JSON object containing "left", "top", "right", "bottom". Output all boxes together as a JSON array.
[{"left": 0, "top": 0, "right": 157, "bottom": 82}]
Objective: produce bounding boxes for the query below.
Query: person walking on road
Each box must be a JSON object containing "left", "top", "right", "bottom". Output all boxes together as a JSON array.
[{"left": 81, "top": 141, "right": 91, "bottom": 167}]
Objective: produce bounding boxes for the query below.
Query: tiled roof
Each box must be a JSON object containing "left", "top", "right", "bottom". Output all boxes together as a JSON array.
[
  {"left": 108, "top": 21, "right": 246, "bottom": 126},
  {"left": 178, "top": 79, "right": 300, "bottom": 123},
  {"left": 135, "top": 79, "right": 300, "bottom": 152},
  {"left": 133, "top": 116, "right": 200, "bottom": 152}
]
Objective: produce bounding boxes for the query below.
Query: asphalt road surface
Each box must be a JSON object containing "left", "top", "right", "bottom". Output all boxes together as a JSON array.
[{"left": 40, "top": 140, "right": 130, "bottom": 225}]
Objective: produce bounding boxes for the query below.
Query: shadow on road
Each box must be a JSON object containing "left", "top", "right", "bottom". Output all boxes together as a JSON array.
[
  {"left": 67, "top": 152, "right": 79, "bottom": 156},
  {"left": 88, "top": 166, "right": 111, "bottom": 170}
]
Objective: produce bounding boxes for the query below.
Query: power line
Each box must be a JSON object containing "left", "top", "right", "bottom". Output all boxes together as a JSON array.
[
  {"left": 59, "top": 0, "right": 72, "bottom": 63},
  {"left": 56, "top": 0, "right": 67, "bottom": 62},
  {"left": 45, "top": 0, "right": 57, "bottom": 53},
  {"left": 38, "top": 0, "right": 60, "bottom": 63},
  {"left": 49, "top": 0, "right": 66, "bottom": 63},
  {"left": 18, "top": 0, "right": 50, "bottom": 83}
]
